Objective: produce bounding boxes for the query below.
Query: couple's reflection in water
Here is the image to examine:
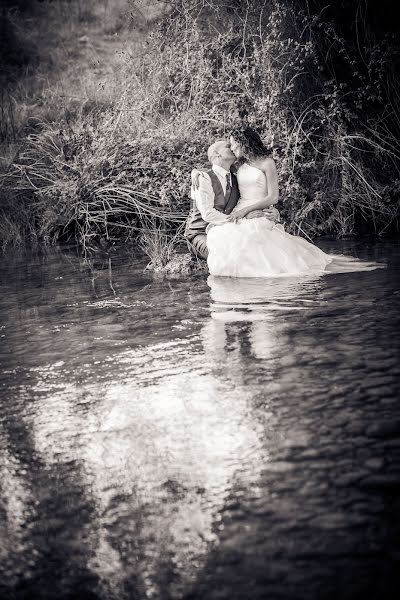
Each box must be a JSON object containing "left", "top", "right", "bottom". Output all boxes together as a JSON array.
[
  {"left": 78, "top": 273, "right": 321, "bottom": 599},
  {"left": 5, "top": 272, "right": 323, "bottom": 600},
  {"left": 204, "top": 273, "right": 321, "bottom": 362}
]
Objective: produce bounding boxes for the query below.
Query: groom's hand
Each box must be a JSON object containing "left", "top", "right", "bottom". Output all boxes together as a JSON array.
[{"left": 228, "top": 207, "right": 248, "bottom": 222}]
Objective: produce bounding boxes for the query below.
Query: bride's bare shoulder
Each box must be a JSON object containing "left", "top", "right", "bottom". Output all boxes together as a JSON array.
[
  {"left": 259, "top": 156, "right": 276, "bottom": 169},
  {"left": 253, "top": 157, "right": 276, "bottom": 178}
]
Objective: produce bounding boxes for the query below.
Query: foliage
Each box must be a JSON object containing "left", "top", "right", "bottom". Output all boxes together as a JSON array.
[
  {"left": 137, "top": 0, "right": 400, "bottom": 236},
  {"left": 1, "top": 107, "right": 207, "bottom": 250},
  {"left": 1, "top": 0, "right": 399, "bottom": 253}
]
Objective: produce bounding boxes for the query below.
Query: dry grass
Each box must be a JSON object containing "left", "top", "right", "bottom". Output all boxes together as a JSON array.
[
  {"left": 139, "top": 221, "right": 186, "bottom": 271},
  {"left": 0, "top": 107, "right": 191, "bottom": 252}
]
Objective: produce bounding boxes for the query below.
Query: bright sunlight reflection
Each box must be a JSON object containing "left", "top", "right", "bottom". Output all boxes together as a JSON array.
[
  {"left": 6, "top": 273, "right": 325, "bottom": 599},
  {"left": 24, "top": 342, "right": 268, "bottom": 599}
]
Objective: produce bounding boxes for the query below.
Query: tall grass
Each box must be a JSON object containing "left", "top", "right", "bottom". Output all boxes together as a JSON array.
[{"left": 139, "top": 221, "right": 186, "bottom": 270}]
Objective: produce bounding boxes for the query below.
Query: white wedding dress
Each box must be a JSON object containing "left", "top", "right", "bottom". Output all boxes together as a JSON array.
[{"left": 207, "top": 163, "right": 334, "bottom": 278}]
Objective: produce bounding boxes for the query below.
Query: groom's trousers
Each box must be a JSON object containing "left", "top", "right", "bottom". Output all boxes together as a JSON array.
[{"left": 188, "top": 233, "right": 208, "bottom": 260}]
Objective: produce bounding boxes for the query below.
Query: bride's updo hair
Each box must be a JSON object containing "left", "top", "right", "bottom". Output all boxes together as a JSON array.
[{"left": 230, "top": 126, "right": 270, "bottom": 160}]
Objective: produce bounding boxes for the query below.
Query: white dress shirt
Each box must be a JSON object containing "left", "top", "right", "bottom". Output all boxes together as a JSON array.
[{"left": 191, "top": 165, "right": 232, "bottom": 229}]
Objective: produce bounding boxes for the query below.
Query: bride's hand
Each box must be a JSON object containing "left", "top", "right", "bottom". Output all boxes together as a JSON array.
[
  {"left": 191, "top": 169, "right": 205, "bottom": 190},
  {"left": 227, "top": 207, "right": 248, "bottom": 222},
  {"left": 264, "top": 206, "right": 280, "bottom": 223}
]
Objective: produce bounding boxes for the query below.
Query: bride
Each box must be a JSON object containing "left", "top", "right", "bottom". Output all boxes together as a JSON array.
[{"left": 195, "top": 126, "right": 333, "bottom": 278}]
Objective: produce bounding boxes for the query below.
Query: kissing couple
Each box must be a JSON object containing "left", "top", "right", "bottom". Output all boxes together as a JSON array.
[{"left": 184, "top": 126, "right": 334, "bottom": 278}]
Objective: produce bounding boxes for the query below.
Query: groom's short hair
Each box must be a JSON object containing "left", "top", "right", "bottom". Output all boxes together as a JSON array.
[{"left": 207, "top": 140, "right": 226, "bottom": 163}]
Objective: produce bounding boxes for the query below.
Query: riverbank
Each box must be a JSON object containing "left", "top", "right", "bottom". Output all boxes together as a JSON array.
[{"left": 1, "top": 0, "right": 399, "bottom": 256}]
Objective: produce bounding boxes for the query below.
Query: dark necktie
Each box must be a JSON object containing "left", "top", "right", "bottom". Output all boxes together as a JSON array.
[{"left": 225, "top": 173, "right": 231, "bottom": 199}]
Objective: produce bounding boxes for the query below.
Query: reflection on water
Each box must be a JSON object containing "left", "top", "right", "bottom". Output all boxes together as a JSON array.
[
  {"left": 206, "top": 275, "right": 322, "bottom": 365},
  {"left": 28, "top": 346, "right": 266, "bottom": 599},
  {"left": 1, "top": 241, "right": 400, "bottom": 600},
  {"left": 208, "top": 274, "right": 322, "bottom": 319}
]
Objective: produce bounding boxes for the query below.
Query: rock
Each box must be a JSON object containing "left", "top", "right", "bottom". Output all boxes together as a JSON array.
[{"left": 145, "top": 253, "right": 208, "bottom": 275}]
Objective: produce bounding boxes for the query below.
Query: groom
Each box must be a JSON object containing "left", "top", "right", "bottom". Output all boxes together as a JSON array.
[
  {"left": 185, "top": 140, "right": 280, "bottom": 259},
  {"left": 184, "top": 140, "right": 239, "bottom": 259}
]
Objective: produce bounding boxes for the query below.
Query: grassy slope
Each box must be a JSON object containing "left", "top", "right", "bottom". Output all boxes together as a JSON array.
[{"left": 1, "top": 0, "right": 164, "bottom": 164}]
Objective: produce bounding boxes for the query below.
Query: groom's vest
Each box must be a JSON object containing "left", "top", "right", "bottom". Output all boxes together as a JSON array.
[{"left": 185, "top": 169, "right": 239, "bottom": 240}]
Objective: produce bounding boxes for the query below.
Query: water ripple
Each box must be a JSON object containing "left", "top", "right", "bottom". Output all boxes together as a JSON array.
[{"left": 0, "top": 241, "right": 399, "bottom": 600}]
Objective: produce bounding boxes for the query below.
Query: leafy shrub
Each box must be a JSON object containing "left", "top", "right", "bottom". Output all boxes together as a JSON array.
[
  {"left": 1, "top": 107, "right": 208, "bottom": 248},
  {"left": 1, "top": 0, "right": 399, "bottom": 251},
  {"left": 136, "top": 0, "right": 400, "bottom": 236}
]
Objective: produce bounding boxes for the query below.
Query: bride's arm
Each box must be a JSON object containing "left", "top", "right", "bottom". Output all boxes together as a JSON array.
[{"left": 228, "top": 158, "right": 279, "bottom": 221}]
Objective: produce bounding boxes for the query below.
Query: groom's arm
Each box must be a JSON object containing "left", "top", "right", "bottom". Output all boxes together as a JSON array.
[{"left": 193, "top": 174, "right": 230, "bottom": 226}]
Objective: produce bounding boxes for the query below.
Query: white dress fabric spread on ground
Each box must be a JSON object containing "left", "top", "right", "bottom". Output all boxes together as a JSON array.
[{"left": 207, "top": 163, "right": 334, "bottom": 278}]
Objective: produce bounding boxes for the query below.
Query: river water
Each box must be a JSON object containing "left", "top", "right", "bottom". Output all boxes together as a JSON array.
[{"left": 0, "top": 239, "right": 399, "bottom": 600}]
